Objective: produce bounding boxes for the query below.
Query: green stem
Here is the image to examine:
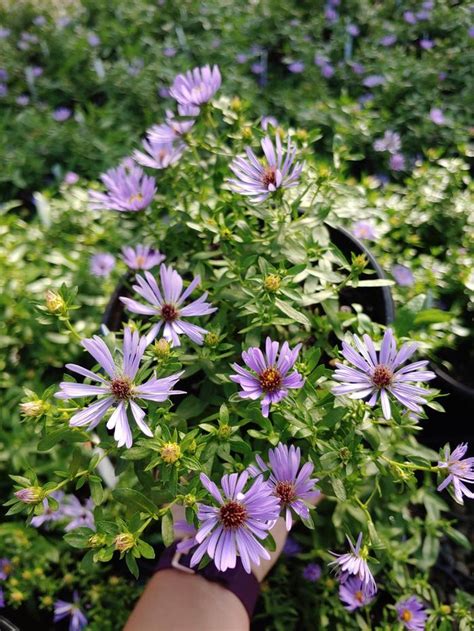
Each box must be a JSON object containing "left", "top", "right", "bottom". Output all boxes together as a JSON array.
[
  {"left": 382, "top": 456, "right": 438, "bottom": 473},
  {"left": 64, "top": 318, "right": 82, "bottom": 343}
]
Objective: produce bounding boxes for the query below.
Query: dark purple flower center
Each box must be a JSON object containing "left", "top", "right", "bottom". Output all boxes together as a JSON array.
[
  {"left": 219, "top": 500, "right": 247, "bottom": 529},
  {"left": 110, "top": 377, "right": 133, "bottom": 400},
  {"left": 371, "top": 364, "right": 393, "bottom": 388},
  {"left": 259, "top": 367, "right": 282, "bottom": 392},
  {"left": 261, "top": 166, "right": 277, "bottom": 187},
  {"left": 161, "top": 303, "right": 179, "bottom": 322},
  {"left": 275, "top": 481, "right": 297, "bottom": 505}
]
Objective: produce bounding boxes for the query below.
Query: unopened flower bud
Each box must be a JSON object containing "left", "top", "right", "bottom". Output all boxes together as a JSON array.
[
  {"left": 263, "top": 274, "right": 281, "bottom": 292},
  {"left": 21, "top": 570, "right": 32, "bottom": 580},
  {"left": 230, "top": 96, "right": 242, "bottom": 112},
  {"left": 45, "top": 290, "right": 65, "bottom": 313},
  {"left": 220, "top": 227, "right": 232, "bottom": 240},
  {"left": 183, "top": 494, "right": 196, "bottom": 508},
  {"left": 15, "top": 486, "right": 44, "bottom": 504},
  {"left": 160, "top": 442, "right": 181, "bottom": 464},
  {"left": 20, "top": 400, "right": 46, "bottom": 418},
  {"left": 204, "top": 332, "right": 219, "bottom": 347},
  {"left": 241, "top": 126, "right": 252, "bottom": 140},
  {"left": 63, "top": 573, "right": 74, "bottom": 585},
  {"left": 11, "top": 590, "right": 25, "bottom": 603},
  {"left": 42, "top": 595, "right": 54, "bottom": 607},
  {"left": 108, "top": 575, "right": 120, "bottom": 586},
  {"left": 440, "top": 605, "right": 451, "bottom": 615},
  {"left": 339, "top": 447, "right": 351, "bottom": 462},
  {"left": 218, "top": 425, "right": 231, "bottom": 439},
  {"left": 88, "top": 534, "right": 106, "bottom": 548},
  {"left": 295, "top": 128, "right": 309, "bottom": 141},
  {"left": 154, "top": 338, "right": 170, "bottom": 358},
  {"left": 114, "top": 533, "right": 135, "bottom": 552},
  {"left": 352, "top": 254, "right": 368, "bottom": 273}
]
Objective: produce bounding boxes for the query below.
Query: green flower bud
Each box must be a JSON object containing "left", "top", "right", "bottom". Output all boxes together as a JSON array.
[
  {"left": 160, "top": 442, "right": 181, "bottom": 464},
  {"left": 114, "top": 533, "right": 136, "bottom": 552}
]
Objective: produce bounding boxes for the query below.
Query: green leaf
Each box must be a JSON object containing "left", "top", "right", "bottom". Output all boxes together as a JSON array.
[
  {"left": 274, "top": 298, "right": 310, "bottom": 327},
  {"left": 113, "top": 488, "right": 157, "bottom": 516},
  {"left": 161, "top": 512, "right": 174, "bottom": 547},
  {"left": 89, "top": 476, "right": 104, "bottom": 506},
  {"left": 137, "top": 539, "right": 156, "bottom": 559},
  {"left": 64, "top": 527, "right": 94, "bottom": 549},
  {"left": 38, "top": 429, "right": 84, "bottom": 452},
  {"left": 126, "top": 552, "right": 139, "bottom": 578},
  {"left": 331, "top": 477, "right": 346, "bottom": 501}
]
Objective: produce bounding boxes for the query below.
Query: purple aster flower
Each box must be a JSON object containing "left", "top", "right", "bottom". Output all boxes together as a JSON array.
[
  {"left": 373, "top": 130, "right": 401, "bottom": 154},
  {"left": 133, "top": 139, "right": 185, "bottom": 170},
  {"left": 389, "top": 153, "right": 406, "bottom": 172},
  {"left": 437, "top": 443, "right": 474, "bottom": 505},
  {"left": 363, "top": 74, "right": 385, "bottom": 88},
  {"left": 396, "top": 596, "right": 427, "bottom": 630},
  {"left": 261, "top": 116, "right": 278, "bottom": 131},
  {"left": 352, "top": 220, "right": 376, "bottom": 241},
  {"left": 0, "top": 69, "right": 7, "bottom": 81},
  {"left": 0, "top": 28, "right": 11, "bottom": 39},
  {"left": 346, "top": 24, "right": 360, "bottom": 37},
  {"left": 163, "top": 46, "right": 177, "bottom": 57},
  {"left": 52, "top": 107, "right": 72, "bottom": 122},
  {"left": 175, "top": 519, "right": 198, "bottom": 554},
  {"left": 329, "top": 533, "right": 377, "bottom": 594},
  {"left": 62, "top": 496, "right": 95, "bottom": 531},
  {"left": 469, "top": 26, "right": 474, "bottom": 38},
  {"left": 283, "top": 536, "right": 301, "bottom": 556},
  {"left": 230, "top": 338, "right": 304, "bottom": 417},
  {"left": 121, "top": 245, "right": 165, "bottom": 271},
  {"left": 339, "top": 576, "right": 375, "bottom": 611},
  {"left": 120, "top": 264, "right": 217, "bottom": 347},
  {"left": 236, "top": 53, "right": 248, "bottom": 64},
  {"left": 55, "top": 327, "right": 184, "bottom": 448},
  {"left": 54, "top": 591, "right": 88, "bottom": 631},
  {"left": 321, "top": 63, "right": 335, "bottom": 78},
  {"left": 0, "top": 558, "right": 12, "bottom": 580},
  {"left": 350, "top": 62, "right": 365, "bottom": 75},
  {"left": 429, "top": 107, "right": 445, "bottom": 125},
  {"left": 190, "top": 471, "right": 281, "bottom": 573},
  {"left": 422, "top": 1, "right": 434, "bottom": 9},
  {"left": 0, "top": 84, "right": 7, "bottom": 98},
  {"left": 228, "top": 135, "right": 303, "bottom": 203},
  {"left": 0, "top": 587, "right": 4, "bottom": 608},
  {"left": 251, "top": 62, "right": 265, "bottom": 75},
  {"left": 57, "top": 17, "right": 71, "bottom": 28},
  {"left": 30, "top": 491, "right": 65, "bottom": 528},
  {"left": 314, "top": 54, "right": 328, "bottom": 68},
  {"left": 403, "top": 11, "right": 417, "bottom": 24},
  {"left": 90, "top": 253, "right": 116, "bottom": 277},
  {"left": 379, "top": 34, "right": 397, "bottom": 47},
  {"left": 158, "top": 86, "right": 170, "bottom": 98},
  {"left": 169, "top": 64, "right": 221, "bottom": 107},
  {"left": 303, "top": 562, "right": 322, "bottom": 582},
  {"left": 358, "top": 93, "right": 374, "bottom": 106},
  {"left": 416, "top": 10, "right": 431, "bottom": 21},
  {"left": 16, "top": 95, "right": 30, "bottom": 106},
  {"left": 148, "top": 105, "right": 198, "bottom": 143},
  {"left": 31, "top": 66, "right": 43, "bottom": 77},
  {"left": 64, "top": 171, "right": 79, "bottom": 185},
  {"left": 88, "top": 162, "right": 156, "bottom": 212},
  {"left": 420, "top": 38, "right": 434, "bottom": 50},
  {"left": 250, "top": 443, "right": 319, "bottom": 530},
  {"left": 87, "top": 33, "right": 100, "bottom": 47},
  {"left": 325, "top": 7, "right": 338, "bottom": 22},
  {"left": 33, "top": 16, "right": 46, "bottom": 26},
  {"left": 392, "top": 264, "right": 414, "bottom": 286},
  {"left": 288, "top": 61, "right": 305, "bottom": 73},
  {"left": 332, "top": 328, "right": 435, "bottom": 420}
]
